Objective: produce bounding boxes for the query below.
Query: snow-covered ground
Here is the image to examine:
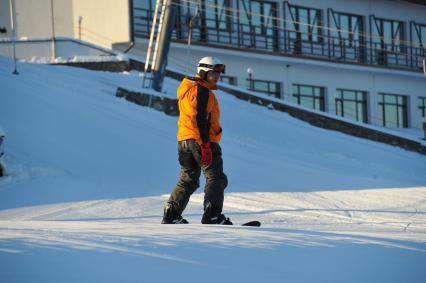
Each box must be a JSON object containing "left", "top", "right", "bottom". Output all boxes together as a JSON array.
[
  {"left": 0, "top": 55, "right": 425, "bottom": 282},
  {"left": 0, "top": 37, "right": 117, "bottom": 63}
]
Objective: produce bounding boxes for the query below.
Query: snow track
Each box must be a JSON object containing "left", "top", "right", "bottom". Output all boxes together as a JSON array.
[{"left": 1, "top": 56, "right": 426, "bottom": 282}]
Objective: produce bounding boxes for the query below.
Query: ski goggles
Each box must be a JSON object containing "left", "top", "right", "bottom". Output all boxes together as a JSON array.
[{"left": 199, "top": 63, "right": 226, "bottom": 74}]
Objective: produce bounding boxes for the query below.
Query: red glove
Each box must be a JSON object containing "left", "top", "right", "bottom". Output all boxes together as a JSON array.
[{"left": 200, "top": 142, "right": 212, "bottom": 166}]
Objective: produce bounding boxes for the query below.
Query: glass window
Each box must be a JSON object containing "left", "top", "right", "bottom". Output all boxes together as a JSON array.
[
  {"left": 172, "top": 0, "right": 201, "bottom": 40},
  {"left": 300, "top": 95, "right": 314, "bottom": 109},
  {"left": 300, "top": 85, "right": 312, "bottom": 96},
  {"left": 293, "top": 84, "right": 325, "bottom": 111},
  {"left": 205, "top": 1, "right": 218, "bottom": 29},
  {"left": 370, "top": 17, "right": 406, "bottom": 65},
  {"left": 248, "top": 78, "right": 281, "bottom": 98},
  {"left": 378, "top": 93, "right": 408, "bottom": 128},
  {"left": 133, "top": 0, "right": 156, "bottom": 36},
  {"left": 254, "top": 81, "right": 268, "bottom": 92},
  {"left": 135, "top": 0, "right": 153, "bottom": 10},
  {"left": 204, "top": 0, "right": 232, "bottom": 31},
  {"left": 329, "top": 11, "right": 364, "bottom": 50},
  {"left": 288, "top": 5, "right": 322, "bottom": 43},
  {"left": 239, "top": 0, "right": 278, "bottom": 51},
  {"left": 220, "top": 75, "right": 237, "bottom": 85},
  {"left": 336, "top": 89, "right": 368, "bottom": 123}
]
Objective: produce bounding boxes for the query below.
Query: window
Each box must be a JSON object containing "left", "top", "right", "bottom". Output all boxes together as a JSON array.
[
  {"left": 247, "top": 78, "right": 281, "bottom": 98},
  {"left": 378, "top": 93, "right": 408, "bottom": 128},
  {"left": 133, "top": 0, "right": 156, "bottom": 36},
  {"left": 175, "top": 0, "right": 204, "bottom": 41},
  {"left": 286, "top": 4, "right": 323, "bottom": 55},
  {"left": 292, "top": 84, "right": 325, "bottom": 111},
  {"left": 411, "top": 22, "right": 426, "bottom": 68},
  {"left": 328, "top": 10, "right": 365, "bottom": 62},
  {"left": 335, "top": 89, "right": 368, "bottom": 123},
  {"left": 197, "top": 0, "right": 234, "bottom": 44},
  {"left": 419, "top": 97, "right": 426, "bottom": 118},
  {"left": 220, "top": 75, "right": 237, "bottom": 85},
  {"left": 371, "top": 17, "right": 405, "bottom": 65},
  {"left": 135, "top": 0, "right": 154, "bottom": 10},
  {"left": 204, "top": 0, "right": 232, "bottom": 31},
  {"left": 238, "top": 0, "right": 279, "bottom": 51}
]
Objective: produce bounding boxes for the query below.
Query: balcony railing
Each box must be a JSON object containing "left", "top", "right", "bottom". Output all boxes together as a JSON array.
[{"left": 133, "top": 7, "right": 426, "bottom": 72}]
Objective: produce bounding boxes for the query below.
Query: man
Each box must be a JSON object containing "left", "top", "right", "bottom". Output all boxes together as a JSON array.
[{"left": 162, "top": 56, "right": 231, "bottom": 225}]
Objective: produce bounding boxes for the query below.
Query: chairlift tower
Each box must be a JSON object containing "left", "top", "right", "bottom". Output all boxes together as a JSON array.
[{"left": 143, "top": 0, "right": 177, "bottom": 92}]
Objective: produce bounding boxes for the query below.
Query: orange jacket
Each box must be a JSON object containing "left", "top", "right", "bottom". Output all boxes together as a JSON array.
[{"left": 176, "top": 76, "right": 222, "bottom": 145}]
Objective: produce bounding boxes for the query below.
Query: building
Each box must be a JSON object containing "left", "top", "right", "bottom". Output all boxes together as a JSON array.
[
  {"left": 130, "top": 0, "right": 426, "bottom": 129},
  {"left": 1, "top": 0, "right": 425, "bottom": 130},
  {"left": 0, "top": 0, "right": 131, "bottom": 49}
]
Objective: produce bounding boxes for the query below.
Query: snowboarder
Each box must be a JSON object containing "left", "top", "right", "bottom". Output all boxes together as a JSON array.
[{"left": 162, "top": 56, "right": 232, "bottom": 225}]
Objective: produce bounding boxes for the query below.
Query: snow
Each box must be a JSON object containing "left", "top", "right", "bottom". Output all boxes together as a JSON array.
[
  {"left": 0, "top": 54, "right": 426, "bottom": 282},
  {"left": 0, "top": 37, "right": 119, "bottom": 63},
  {"left": 26, "top": 55, "right": 122, "bottom": 64}
]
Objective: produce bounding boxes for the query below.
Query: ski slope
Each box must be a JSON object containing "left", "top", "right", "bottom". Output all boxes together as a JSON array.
[{"left": 0, "top": 55, "right": 425, "bottom": 282}]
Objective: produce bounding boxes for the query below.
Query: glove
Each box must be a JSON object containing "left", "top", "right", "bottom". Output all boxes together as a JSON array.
[{"left": 200, "top": 142, "right": 212, "bottom": 166}]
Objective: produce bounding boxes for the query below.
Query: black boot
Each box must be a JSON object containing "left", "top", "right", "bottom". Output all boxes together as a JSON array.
[
  {"left": 161, "top": 201, "right": 188, "bottom": 224},
  {"left": 201, "top": 202, "right": 232, "bottom": 225}
]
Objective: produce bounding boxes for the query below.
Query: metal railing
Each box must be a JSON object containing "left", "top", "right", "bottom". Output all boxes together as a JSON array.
[{"left": 133, "top": 7, "right": 426, "bottom": 72}]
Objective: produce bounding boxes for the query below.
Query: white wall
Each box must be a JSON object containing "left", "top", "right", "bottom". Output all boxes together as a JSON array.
[
  {"left": 72, "top": 0, "right": 130, "bottom": 48},
  {"left": 0, "top": 0, "right": 130, "bottom": 48},
  {"left": 0, "top": 0, "right": 73, "bottom": 39},
  {"left": 0, "top": 0, "right": 11, "bottom": 35}
]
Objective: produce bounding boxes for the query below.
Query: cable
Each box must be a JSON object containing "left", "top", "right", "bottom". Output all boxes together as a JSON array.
[
  {"left": 163, "top": 0, "right": 425, "bottom": 48},
  {"left": 178, "top": 0, "right": 424, "bottom": 47},
  {"left": 136, "top": 5, "right": 423, "bottom": 58},
  {"left": 78, "top": 27, "right": 116, "bottom": 42},
  {"left": 133, "top": 1, "right": 425, "bottom": 59},
  {"left": 185, "top": 0, "right": 200, "bottom": 76}
]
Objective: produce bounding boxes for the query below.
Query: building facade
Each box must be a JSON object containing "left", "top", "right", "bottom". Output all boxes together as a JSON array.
[
  {"left": 131, "top": 0, "right": 426, "bottom": 129},
  {"left": 0, "top": 0, "right": 131, "bottom": 48}
]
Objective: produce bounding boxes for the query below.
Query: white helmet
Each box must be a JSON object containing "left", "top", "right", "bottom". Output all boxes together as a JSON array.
[{"left": 197, "top": 56, "right": 225, "bottom": 78}]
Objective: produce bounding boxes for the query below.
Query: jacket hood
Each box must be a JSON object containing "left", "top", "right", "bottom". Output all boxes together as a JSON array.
[
  {"left": 177, "top": 76, "right": 217, "bottom": 100},
  {"left": 177, "top": 78, "right": 195, "bottom": 100}
]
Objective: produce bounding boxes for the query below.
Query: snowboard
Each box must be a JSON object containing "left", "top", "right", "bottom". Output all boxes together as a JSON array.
[
  {"left": 241, "top": 220, "right": 261, "bottom": 227},
  {"left": 162, "top": 219, "right": 261, "bottom": 226}
]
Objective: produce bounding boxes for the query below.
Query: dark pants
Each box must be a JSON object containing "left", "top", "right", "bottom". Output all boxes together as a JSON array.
[{"left": 168, "top": 139, "right": 228, "bottom": 216}]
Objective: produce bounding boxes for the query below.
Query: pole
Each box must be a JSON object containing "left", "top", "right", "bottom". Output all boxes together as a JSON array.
[
  {"left": 151, "top": 0, "right": 177, "bottom": 92},
  {"left": 9, "top": 0, "right": 18, "bottom": 75},
  {"left": 423, "top": 57, "right": 426, "bottom": 76},
  {"left": 50, "top": 0, "right": 56, "bottom": 62},
  {"left": 247, "top": 67, "right": 253, "bottom": 90},
  {"left": 151, "top": 0, "right": 168, "bottom": 84},
  {"left": 78, "top": 16, "right": 83, "bottom": 40},
  {"left": 143, "top": 0, "right": 162, "bottom": 88}
]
